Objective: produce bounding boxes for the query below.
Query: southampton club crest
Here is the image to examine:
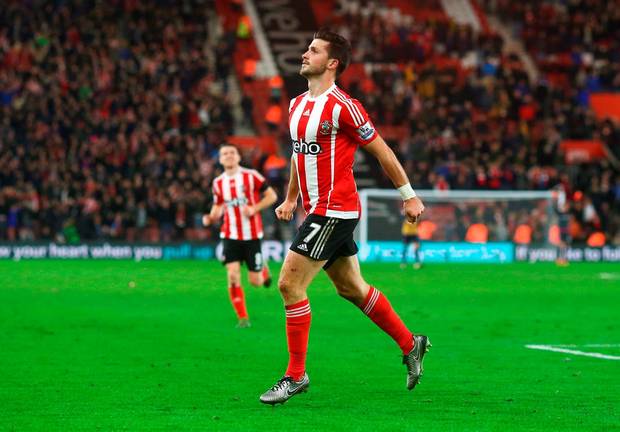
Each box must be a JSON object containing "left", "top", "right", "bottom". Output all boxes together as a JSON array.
[{"left": 319, "top": 120, "right": 333, "bottom": 135}]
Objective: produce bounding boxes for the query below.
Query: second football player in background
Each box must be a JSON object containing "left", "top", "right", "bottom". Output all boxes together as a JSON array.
[{"left": 203, "top": 144, "right": 277, "bottom": 328}]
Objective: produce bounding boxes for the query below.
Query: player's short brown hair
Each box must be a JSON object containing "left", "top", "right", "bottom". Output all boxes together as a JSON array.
[
  {"left": 313, "top": 28, "right": 352, "bottom": 77},
  {"left": 219, "top": 143, "right": 240, "bottom": 154}
]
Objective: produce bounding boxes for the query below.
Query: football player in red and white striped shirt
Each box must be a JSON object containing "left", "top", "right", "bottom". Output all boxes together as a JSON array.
[
  {"left": 203, "top": 144, "right": 277, "bottom": 328},
  {"left": 260, "top": 30, "right": 430, "bottom": 404}
]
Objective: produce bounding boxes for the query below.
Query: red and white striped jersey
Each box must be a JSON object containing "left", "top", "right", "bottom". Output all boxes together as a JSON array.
[
  {"left": 288, "top": 83, "right": 378, "bottom": 219},
  {"left": 212, "top": 167, "right": 266, "bottom": 240}
]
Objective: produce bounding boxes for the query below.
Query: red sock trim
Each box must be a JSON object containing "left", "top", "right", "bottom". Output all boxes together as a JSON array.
[
  {"left": 360, "top": 286, "right": 414, "bottom": 354},
  {"left": 285, "top": 298, "right": 311, "bottom": 318},
  {"left": 360, "top": 286, "right": 379, "bottom": 313}
]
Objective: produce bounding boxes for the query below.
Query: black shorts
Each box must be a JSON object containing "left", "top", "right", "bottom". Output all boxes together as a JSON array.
[
  {"left": 558, "top": 214, "right": 570, "bottom": 243},
  {"left": 290, "top": 214, "right": 358, "bottom": 270},
  {"left": 403, "top": 235, "right": 420, "bottom": 244},
  {"left": 222, "top": 239, "right": 264, "bottom": 272}
]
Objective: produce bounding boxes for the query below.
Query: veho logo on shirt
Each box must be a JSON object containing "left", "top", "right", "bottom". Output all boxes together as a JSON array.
[{"left": 292, "top": 139, "right": 322, "bottom": 155}]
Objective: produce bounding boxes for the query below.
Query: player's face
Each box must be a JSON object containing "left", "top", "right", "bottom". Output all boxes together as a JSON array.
[
  {"left": 300, "top": 39, "right": 333, "bottom": 78},
  {"left": 219, "top": 146, "right": 241, "bottom": 169}
]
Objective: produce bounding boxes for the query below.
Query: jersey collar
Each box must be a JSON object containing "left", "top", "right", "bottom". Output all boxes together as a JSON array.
[{"left": 306, "top": 83, "right": 337, "bottom": 102}]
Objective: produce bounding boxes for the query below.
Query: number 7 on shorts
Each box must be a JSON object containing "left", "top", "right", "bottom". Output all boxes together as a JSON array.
[{"left": 303, "top": 222, "right": 322, "bottom": 243}]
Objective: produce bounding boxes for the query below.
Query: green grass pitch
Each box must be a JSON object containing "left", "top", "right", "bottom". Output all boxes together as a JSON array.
[{"left": 0, "top": 261, "right": 619, "bottom": 431}]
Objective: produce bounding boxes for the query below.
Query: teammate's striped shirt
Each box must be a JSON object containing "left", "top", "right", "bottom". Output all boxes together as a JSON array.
[
  {"left": 288, "top": 83, "right": 378, "bottom": 219},
  {"left": 212, "top": 167, "right": 266, "bottom": 240}
]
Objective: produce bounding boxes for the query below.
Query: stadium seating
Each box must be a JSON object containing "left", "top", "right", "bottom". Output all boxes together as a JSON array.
[{"left": 0, "top": 0, "right": 618, "bottom": 245}]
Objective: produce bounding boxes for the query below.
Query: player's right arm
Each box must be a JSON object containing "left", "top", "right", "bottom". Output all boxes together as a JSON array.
[
  {"left": 202, "top": 203, "right": 224, "bottom": 226},
  {"left": 338, "top": 96, "right": 425, "bottom": 223},
  {"left": 275, "top": 158, "right": 299, "bottom": 221},
  {"left": 203, "top": 179, "right": 225, "bottom": 226},
  {"left": 363, "top": 136, "right": 425, "bottom": 223}
]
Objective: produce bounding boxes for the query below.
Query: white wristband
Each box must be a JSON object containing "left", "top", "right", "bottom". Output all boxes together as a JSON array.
[{"left": 398, "top": 183, "right": 417, "bottom": 201}]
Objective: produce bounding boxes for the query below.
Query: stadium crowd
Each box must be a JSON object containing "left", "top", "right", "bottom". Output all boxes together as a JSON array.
[
  {"left": 485, "top": 0, "right": 620, "bottom": 92},
  {"left": 1, "top": 0, "right": 234, "bottom": 242},
  {"left": 1, "top": 0, "right": 619, "bottom": 245}
]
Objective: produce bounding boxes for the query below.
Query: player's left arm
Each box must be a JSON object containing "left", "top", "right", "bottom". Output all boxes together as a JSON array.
[
  {"left": 363, "top": 136, "right": 425, "bottom": 223},
  {"left": 243, "top": 186, "right": 278, "bottom": 217},
  {"left": 241, "top": 170, "right": 278, "bottom": 217}
]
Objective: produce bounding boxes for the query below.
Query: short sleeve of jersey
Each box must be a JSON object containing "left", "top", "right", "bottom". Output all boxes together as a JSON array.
[
  {"left": 338, "top": 98, "right": 378, "bottom": 146},
  {"left": 212, "top": 180, "right": 223, "bottom": 205},
  {"left": 250, "top": 170, "right": 267, "bottom": 191}
]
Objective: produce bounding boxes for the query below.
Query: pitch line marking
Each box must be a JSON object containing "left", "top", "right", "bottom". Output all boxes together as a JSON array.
[
  {"left": 553, "top": 343, "right": 620, "bottom": 348},
  {"left": 525, "top": 344, "right": 620, "bottom": 361}
]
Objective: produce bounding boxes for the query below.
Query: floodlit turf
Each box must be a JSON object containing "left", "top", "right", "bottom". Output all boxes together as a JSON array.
[{"left": 0, "top": 261, "right": 619, "bottom": 431}]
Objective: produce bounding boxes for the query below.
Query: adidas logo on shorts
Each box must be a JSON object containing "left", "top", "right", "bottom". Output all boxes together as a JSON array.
[{"left": 297, "top": 243, "right": 308, "bottom": 252}]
